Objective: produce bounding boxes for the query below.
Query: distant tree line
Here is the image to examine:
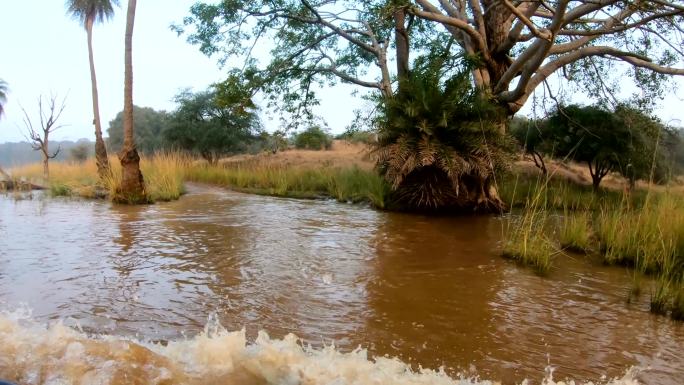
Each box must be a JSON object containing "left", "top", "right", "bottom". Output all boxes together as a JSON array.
[
  {"left": 105, "top": 86, "right": 339, "bottom": 164},
  {"left": 511, "top": 104, "right": 684, "bottom": 191},
  {"left": 0, "top": 139, "right": 95, "bottom": 168}
]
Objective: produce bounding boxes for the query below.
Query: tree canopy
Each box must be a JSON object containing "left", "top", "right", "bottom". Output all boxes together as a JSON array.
[
  {"left": 176, "top": 0, "right": 684, "bottom": 121},
  {"left": 164, "top": 88, "right": 262, "bottom": 164},
  {"left": 107, "top": 106, "right": 170, "bottom": 154},
  {"left": 66, "top": 0, "right": 119, "bottom": 27},
  {"left": 545, "top": 104, "right": 668, "bottom": 190}
]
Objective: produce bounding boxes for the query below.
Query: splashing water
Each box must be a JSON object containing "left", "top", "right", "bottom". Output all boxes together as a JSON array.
[{"left": 0, "top": 310, "right": 640, "bottom": 385}]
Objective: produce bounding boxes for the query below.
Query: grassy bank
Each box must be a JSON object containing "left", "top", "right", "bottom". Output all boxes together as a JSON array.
[
  {"left": 8, "top": 153, "right": 389, "bottom": 207},
  {"left": 185, "top": 161, "right": 389, "bottom": 208},
  {"left": 501, "top": 171, "right": 684, "bottom": 320},
  {"left": 9, "top": 153, "right": 188, "bottom": 203}
]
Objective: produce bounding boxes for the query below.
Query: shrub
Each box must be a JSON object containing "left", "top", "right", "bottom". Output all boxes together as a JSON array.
[{"left": 294, "top": 126, "right": 332, "bottom": 150}]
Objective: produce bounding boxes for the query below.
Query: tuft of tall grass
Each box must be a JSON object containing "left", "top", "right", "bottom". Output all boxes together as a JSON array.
[
  {"left": 595, "top": 194, "right": 684, "bottom": 274},
  {"left": 502, "top": 224, "right": 556, "bottom": 275},
  {"left": 140, "top": 152, "right": 188, "bottom": 201},
  {"left": 559, "top": 211, "right": 592, "bottom": 253},
  {"left": 672, "top": 281, "right": 684, "bottom": 321},
  {"left": 501, "top": 178, "right": 559, "bottom": 276}
]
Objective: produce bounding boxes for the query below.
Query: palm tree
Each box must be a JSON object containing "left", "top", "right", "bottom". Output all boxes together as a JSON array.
[
  {"left": 0, "top": 79, "right": 9, "bottom": 180},
  {"left": 374, "top": 68, "right": 510, "bottom": 213},
  {"left": 66, "top": 0, "right": 118, "bottom": 181},
  {"left": 117, "top": 0, "right": 145, "bottom": 203},
  {"left": 0, "top": 79, "right": 7, "bottom": 119}
]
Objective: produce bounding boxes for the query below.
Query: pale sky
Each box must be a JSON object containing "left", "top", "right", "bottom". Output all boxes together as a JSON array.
[
  {"left": 0, "top": 1, "right": 682, "bottom": 144},
  {"left": 0, "top": 0, "right": 362, "bottom": 143}
]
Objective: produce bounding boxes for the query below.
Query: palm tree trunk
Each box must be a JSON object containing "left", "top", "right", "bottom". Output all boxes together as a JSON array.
[
  {"left": 118, "top": 0, "right": 146, "bottom": 203},
  {"left": 86, "top": 17, "right": 111, "bottom": 181}
]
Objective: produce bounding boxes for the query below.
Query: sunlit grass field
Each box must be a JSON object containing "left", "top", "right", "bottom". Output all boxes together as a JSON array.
[{"left": 10, "top": 152, "right": 188, "bottom": 202}]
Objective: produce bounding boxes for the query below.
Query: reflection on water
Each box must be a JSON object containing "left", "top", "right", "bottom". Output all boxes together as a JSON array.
[{"left": 0, "top": 185, "right": 682, "bottom": 384}]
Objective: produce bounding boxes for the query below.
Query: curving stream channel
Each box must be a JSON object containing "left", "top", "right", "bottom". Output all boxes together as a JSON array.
[{"left": 0, "top": 184, "right": 682, "bottom": 384}]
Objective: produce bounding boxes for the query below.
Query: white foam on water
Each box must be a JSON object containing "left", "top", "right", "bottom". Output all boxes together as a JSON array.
[{"left": 0, "top": 309, "right": 640, "bottom": 385}]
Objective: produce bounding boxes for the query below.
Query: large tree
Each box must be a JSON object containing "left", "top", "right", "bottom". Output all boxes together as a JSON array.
[
  {"left": 409, "top": 1, "right": 684, "bottom": 116},
  {"left": 177, "top": 1, "right": 684, "bottom": 122},
  {"left": 165, "top": 88, "right": 261, "bottom": 164},
  {"left": 107, "top": 106, "right": 170, "bottom": 154},
  {"left": 176, "top": 1, "right": 684, "bottom": 211},
  {"left": 545, "top": 104, "right": 666, "bottom": 191},
  {"left": 66, "top": 0, "right": 119, "bottom": 181},
  {"left": 117, "top": 0, "right": 145, "bottom": 203}
]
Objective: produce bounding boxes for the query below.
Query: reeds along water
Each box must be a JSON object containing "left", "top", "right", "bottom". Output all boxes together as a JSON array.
[
  {"left": 501, "top": 174, "right": 559, "bottom": 276},
  {"left": 0, "top": 310, "right": 642, "bottom": 385},
  {"left": 502, "top": 167, "right": 684, "bottom": 319}
]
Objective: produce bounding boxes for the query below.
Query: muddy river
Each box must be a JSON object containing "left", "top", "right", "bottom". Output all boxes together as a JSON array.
[{"left": 0, "top": 184, "right": 681, "bottom": 384}]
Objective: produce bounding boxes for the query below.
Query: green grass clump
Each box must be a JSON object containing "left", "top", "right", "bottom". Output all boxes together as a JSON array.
[
  {"left": 595, "top": 194, "right": 684, "bottom": 274},
  {"left": 327, "top": 166, "right": 389, "bottom": 208},
  {"left": 502, "top": 179, "right": 559, "bottom": 276},
  {"left": 592, "top": 193, "right": 684, "bottom": 319},
  {"left": 672, "top": 283, "right": 684, "bottom": 321},
  {"left": 559, "top": 211, "right": 592, "bottom": 253},
  {"left": 185, "top": 162, "right": 390, "bottom": 208},
  {"left": 498, "top": 172, "right": 645, "bottom": 211},
  {"left": 503, "top": 226, "right": 556, "bottom": 276},
  {"left": 651, "top": 275, "right": 674, "bottom": 315},
  {"left": 49, "top": 183, "right": 72, "bottom": 197}
]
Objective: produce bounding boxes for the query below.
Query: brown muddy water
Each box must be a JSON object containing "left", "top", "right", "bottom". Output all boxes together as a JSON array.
[{"left": 0, "top": 184, "right": 681, "bottom": 385}]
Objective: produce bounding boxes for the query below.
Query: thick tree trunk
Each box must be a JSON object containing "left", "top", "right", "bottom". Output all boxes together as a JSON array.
[
  {"left": 392, "top": 167, "right": 506, "bottom": 214},
  {"left": 394, "top": 9, "right": 410, "bottom": 91},
  {"left": 86, "top": 18, "right": 111, "bottom": 181},
  {"left": 483, "top": 2, "right": 514, "bottom": 85},
  {"left": 118, "top": 0, "right": 146, "bottom": 203}
]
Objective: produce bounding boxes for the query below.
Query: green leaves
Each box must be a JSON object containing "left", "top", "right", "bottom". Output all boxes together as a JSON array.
[
  {"left": 374, "top": 65, "right": 512, "bottom": 205},
  {"left": 66, "top": 0, "right": 119, "bottom": 27},
  {"left": 164, "top": 86, "right": 261, "bottom": 163}
]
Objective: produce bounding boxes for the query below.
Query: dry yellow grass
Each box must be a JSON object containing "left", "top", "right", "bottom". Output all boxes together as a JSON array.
[
  {"left": 218, "top": 140, "right": 375, "bottom": 170},
  {"left": 10, "top": 153, "right": 189, "bottom": 202}
]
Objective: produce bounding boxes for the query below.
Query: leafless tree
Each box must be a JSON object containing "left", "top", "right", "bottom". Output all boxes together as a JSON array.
[{"left": 21, "top": 94, "right": 68, "bottom": 180}]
